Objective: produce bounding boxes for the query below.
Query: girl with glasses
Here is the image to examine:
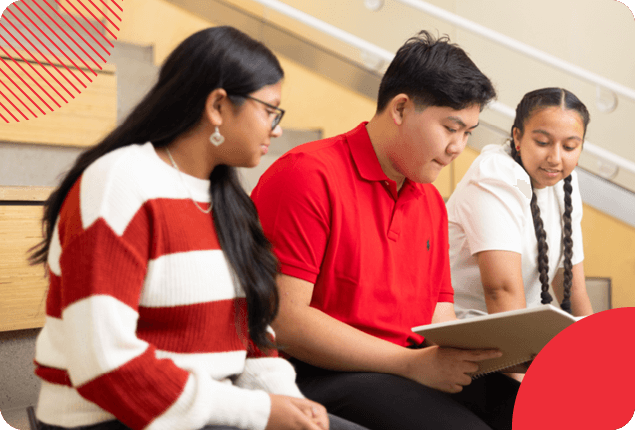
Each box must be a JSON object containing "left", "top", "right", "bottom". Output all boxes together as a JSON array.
[{"left": 30, "top": 26, "right": 365, "bottom": 430}]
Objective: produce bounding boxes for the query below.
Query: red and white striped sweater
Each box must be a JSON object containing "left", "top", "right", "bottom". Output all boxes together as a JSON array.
[{"left": 34, "top": 142, "right": 303, "bottom": 430}]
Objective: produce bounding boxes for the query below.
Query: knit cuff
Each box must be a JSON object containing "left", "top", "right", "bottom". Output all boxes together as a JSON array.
[{"left": 235, "top": 357, "right": 305, "bottom": 398}]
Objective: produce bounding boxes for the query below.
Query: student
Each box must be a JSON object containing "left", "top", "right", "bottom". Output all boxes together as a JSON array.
[
  {"left": 30, "top": 26, "right": 367, "bottom": 430},
  {"left": 251, "top": 31, "right": 519, "bottom": 430},
  {"left": 447, "top": 87, "right": 594, "bottom": 319}
]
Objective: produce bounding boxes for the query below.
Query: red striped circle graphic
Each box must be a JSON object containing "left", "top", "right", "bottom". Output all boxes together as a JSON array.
[{"left": 0, "top": 0, "right": 122, "bottom": 123}]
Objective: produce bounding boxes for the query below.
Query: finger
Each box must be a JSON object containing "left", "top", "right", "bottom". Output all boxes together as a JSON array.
[
  {"left": 464, "top": 349, "right": 503, "bottom": 361},
  {"left": 308, "top": 404, "right": 329, "bottom": 430},
  {"left": 312, "top": 407, "right": 329, "bottom": 430},
  {"left": 458, "top": 373, "right": 473, "bottom": 386},
  {"left": 291, "top": 406, "right": 324, "bottom": 430},
  {"left": 462, "top": 361, "right": 480, "bottom": 374}
]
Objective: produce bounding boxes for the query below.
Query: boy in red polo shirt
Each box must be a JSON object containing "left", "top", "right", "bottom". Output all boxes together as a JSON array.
[{"left": 252, "top": 31, "right": 519, "bottom": 430}]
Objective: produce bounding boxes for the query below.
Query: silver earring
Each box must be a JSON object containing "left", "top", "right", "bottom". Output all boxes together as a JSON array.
[{"left": 209, "top": 126, "right": 225, "bottom": 146}]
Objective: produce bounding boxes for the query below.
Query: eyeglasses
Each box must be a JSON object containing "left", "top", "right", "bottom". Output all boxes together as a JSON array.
[{"left": 244, "top": 95, "right": 285, "bottom": 130}]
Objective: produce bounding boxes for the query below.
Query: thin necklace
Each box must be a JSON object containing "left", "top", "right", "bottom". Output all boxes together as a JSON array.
[{"left": 164, "top": 147, "right": 213, "bottom": 214}]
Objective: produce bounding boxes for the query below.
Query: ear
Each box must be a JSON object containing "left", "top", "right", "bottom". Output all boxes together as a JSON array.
[
  {"left": 512, "top": 127, "right": 522, "bottom": 147},
  {"left": 389, "top": 93, "right": 410, "bottom": 126},
  {"left": 204, "top": 88, "right": 228, "bottom": 127}
]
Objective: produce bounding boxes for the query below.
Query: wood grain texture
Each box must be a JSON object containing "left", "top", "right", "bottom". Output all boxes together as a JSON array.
[
  {"left": 0, "top": 49, "right": 116, "bottom": 147},
  {"left": 0, "top": 205, "right": 48, "bottom": 331},
  {"left": 0, "top": 186, "right": 54, "bottom": 201}
]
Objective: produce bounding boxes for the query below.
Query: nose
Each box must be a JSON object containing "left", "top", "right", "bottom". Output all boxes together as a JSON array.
[
  {"left": 446, "top": 133, "right": 468, "bottom": 157},
  {"left": 547, "top": 144, "right": 562, "bottom": 164},
  {"left": 271, "top": 123, "right": 283, "bottom": 138}
]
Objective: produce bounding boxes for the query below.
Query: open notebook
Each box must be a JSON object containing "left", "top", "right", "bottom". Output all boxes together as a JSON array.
[{"left": 412, "top": 305, "right": 578, "bottom": 377}]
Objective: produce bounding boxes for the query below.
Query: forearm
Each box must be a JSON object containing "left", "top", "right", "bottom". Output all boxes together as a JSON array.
[
  {"left": 477, "top": 251, "right": 526, "bottom": 314},
  {"left": 483, "top": 286, "right": 527, "bottom": 314},
  {"left": 273, "top": 305, "right": 410, "bottom": 376},
  {"left": 570, "top": 285, "right": 593, "bottom": 316}
]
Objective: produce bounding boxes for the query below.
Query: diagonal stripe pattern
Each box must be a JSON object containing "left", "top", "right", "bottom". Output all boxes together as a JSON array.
[{"left": 0, "top": 0, "right": 121, "bottom": 123}]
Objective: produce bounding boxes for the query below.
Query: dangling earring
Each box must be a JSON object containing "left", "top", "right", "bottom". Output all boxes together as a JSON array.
[
  {"left": 516, "top": 145, "right": 520, "bottom": 152},
  {"left": 209, "top": 126, "right": 225, "bottom": 146}
]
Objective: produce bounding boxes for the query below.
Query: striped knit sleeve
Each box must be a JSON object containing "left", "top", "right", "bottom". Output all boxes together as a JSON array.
[
  {"left": 35, "top": 148, "right": 272, "bottom": 430},
  {"left": 233, "top": 328, "right": 304, "bottom": 398}
]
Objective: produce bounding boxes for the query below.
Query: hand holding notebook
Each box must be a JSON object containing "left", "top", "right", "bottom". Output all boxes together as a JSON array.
[{"left": 412, "top": 305, "right": 577, "bottom": 378}]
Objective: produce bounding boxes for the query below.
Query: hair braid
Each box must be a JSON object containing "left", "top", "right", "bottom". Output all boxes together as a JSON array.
[
  {"left": 511, "top": 135, "right": 553, "bottom": 305},
  {"left": 510, "top": 88, "right": 589, "bottom": 314},
  {"left": 530, "top": 192, "right": 553, "bottom": 305},
  {"left": 560, "top": 175, "right": 574, "bottom": 313}
]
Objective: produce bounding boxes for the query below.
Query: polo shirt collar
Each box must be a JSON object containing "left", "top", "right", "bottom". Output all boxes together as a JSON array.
[
  {"left": 346, "top": 122, "right": 390, "bottom": 182},
  {"left": 346, "top": 122, "right": 423, "bottom": 198}
]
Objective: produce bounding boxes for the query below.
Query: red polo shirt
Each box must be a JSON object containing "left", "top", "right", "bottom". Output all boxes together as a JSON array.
[{"left": 252, "top": 122, "right": 453, "bottom": 347}]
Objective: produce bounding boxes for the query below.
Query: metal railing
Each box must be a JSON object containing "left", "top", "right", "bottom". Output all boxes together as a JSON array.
[
  {"left": 249, "top": 0, "right": 635, "bottom": 178},
  {"left": 394, "top": 0, "right": 635, "bottom": 104}
]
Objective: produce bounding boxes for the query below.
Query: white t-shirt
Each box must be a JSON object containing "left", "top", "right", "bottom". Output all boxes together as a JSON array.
[{"left": 446, "top": 144, "right": 584, "bottom": 318}]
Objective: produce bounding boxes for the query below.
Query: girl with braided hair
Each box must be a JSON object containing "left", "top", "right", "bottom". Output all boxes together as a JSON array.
[{"left": 446, "top": 87, "right": 594, "bottom": 323}]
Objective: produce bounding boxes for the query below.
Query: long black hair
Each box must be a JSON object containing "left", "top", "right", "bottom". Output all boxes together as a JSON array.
[
  {"left": 510, "top": 88, "right": 590, "bottom": 314},
  {"left": 30, "top": 26, "right": 283, "bottom": 349}
]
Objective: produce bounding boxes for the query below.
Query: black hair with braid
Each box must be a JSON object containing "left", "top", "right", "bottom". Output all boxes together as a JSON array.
[
  {"left": 29, "top": 26, "right": 283, "bottom": 349},
  {"left": 510, "top": 88, "right": 590, "bottom": 314}
]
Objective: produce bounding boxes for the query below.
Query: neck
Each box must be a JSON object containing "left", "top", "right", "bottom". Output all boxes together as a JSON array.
[
  {"left": 366, "top": 115, "right": 406, "bottom": 190},
  {"left": 159, "top": 128, "right": 218, "bottom": 179}
]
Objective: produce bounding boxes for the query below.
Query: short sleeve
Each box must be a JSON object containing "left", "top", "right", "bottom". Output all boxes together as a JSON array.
[
  {"left": 252, "top": 152, "right": 331, "bottom": 284},
  {"left": 452, "top": 153, "right": 532, "bottom": 256}
]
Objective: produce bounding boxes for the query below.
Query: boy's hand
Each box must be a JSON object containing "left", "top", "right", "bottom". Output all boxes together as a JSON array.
[{"left": 399, "top": 345, "right": 503, "bottom": 393}]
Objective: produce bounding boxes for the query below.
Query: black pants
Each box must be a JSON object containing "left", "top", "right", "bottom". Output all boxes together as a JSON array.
[
  {"left": 37, "top": 413, "right": 369, "bottom": 430},
  {"left": 290, "top": 358, "right": 520, "bottom": 430}
]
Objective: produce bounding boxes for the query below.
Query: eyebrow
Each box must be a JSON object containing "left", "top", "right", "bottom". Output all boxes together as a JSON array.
[
  {"left": 531, "top": 129, "right": 582, "bottom": 142},
  {"left": 446, "top": 116, "right": 479, "bottom": 129}
]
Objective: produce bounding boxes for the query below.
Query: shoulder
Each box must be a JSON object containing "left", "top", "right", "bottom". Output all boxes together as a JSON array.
[
  {"left": 285, "top": 132, "right": 350, "bottom": 169},
  {"left": 255, "top": 132, "right": 350, "bottom": 193},
  {"left": 465, "top": 144, "right": 532, "bottom": 202},
  {"left": 80, "top": 143, "right": 174, "bottom": 234},
  {"left": 420, "top": 183, "right": 446, "bottom": 209}
]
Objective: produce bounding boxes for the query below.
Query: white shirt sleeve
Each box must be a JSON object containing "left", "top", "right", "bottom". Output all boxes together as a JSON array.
[{"left": 453, "top": 152, "right": 533, "bottom": 256}]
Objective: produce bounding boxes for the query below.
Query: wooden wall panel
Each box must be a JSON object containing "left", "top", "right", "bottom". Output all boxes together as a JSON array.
[
  {"left": 0, "top": 186, "right": 52, "bottom": 332},
  {"left": 0, "top": 51, "right": 116, "bottom": 147}
]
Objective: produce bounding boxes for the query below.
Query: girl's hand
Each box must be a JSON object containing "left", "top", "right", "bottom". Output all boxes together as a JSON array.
[{"left": 266, "top": 394, "right": 329, "bottom": 430}]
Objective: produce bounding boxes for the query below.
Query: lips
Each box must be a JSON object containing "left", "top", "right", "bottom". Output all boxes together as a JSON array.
[{"left": 539, "top": 167, "right": 561, "bottom": 178}]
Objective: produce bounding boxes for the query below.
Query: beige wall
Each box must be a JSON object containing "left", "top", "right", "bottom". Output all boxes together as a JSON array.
[
  {"left": 220, "top": 0, "right": 635, "bottom": 167},
  {"left": 117, "top": 0, "right": 634, "bottom": 309},
  {"left": 1, "top": 0, "right": 630, "bottom": 308},
  {"left": 116, "top": 0, "right": 377, "bottom": 140}
]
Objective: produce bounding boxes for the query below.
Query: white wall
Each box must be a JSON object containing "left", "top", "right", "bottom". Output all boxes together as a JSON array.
[{"left": 221, "top": 0, "right": 635, "bottom": 166}]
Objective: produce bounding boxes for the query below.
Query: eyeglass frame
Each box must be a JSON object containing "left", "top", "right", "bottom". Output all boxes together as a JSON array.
[{"left": 241, "top": 94, "right": 285, "bottom": 130}]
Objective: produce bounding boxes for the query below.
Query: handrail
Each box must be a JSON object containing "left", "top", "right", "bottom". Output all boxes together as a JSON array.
[
  {"left": 394, "top": 0, "right": 635, "bottom": 104},
  {"left": 487, "top": 102, "right": 635, "bottom": 175},
  {"left": 249, "top": 0, "right": 635, "bottom": 177},
  {"left": 251, "top": 0, "right": 394, "bottom": 63}
]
